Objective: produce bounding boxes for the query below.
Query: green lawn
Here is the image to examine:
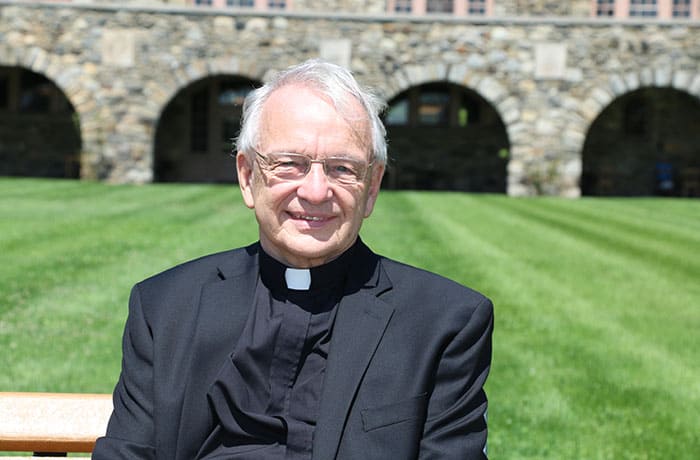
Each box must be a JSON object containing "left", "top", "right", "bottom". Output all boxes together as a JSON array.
[{"left": 1, "top": 177, "right": 698, "bottom": 459}]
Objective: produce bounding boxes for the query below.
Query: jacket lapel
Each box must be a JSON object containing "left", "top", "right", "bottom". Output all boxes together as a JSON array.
[
  {"left": 174, "top": 246, "right": 260, "bottom": 459},
  {"left": 188, "top": 244, "right": 260, "bottom": 371},
  {"left": 312, "top": 254, "right": 394, "bottom": 460}
]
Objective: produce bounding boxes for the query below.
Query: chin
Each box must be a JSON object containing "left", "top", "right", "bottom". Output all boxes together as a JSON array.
[
  {"left": 287, "top": 238, "right": 343, "bottom": 264},
  {"left": 292, "top": 242, "right": 334, "bottom": 259}
]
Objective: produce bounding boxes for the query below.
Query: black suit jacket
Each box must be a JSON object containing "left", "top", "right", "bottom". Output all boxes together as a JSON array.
[{"left": 93, "top": 241, "right": 493, "bottom": 459}]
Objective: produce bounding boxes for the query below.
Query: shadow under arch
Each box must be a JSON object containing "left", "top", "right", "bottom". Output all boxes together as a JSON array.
[
  {"left": 382, "top": 81, "right": 510, "bottom": 193},
  {"left": 154, "top": 74, "right": 262, "bottom": 183},
  {"left": 0, "top": 65, "right": 81, "bottom": 178},
  {"left": 581, "top": 86, "right": 700, "bottom": 197}
]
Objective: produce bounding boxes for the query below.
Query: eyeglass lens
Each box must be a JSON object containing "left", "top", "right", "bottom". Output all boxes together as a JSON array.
[{"left": 257, "top": 152, "right": 369, "bottom": 184}]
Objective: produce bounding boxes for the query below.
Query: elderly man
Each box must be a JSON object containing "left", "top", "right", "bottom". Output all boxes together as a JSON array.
[{"left": 94, "top": 59, "right": 493, "bottom": 460}]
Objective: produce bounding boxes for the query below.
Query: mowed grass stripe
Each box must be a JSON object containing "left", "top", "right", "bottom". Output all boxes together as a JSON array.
[
  {"left": 0, "top": 183, "right": 252, "bottom": 313},
  {"left": 487, "top": 198, "right": 700, "bottom": 313},
  {"left": 568, "top": 197, "right": 700, "bottom": 234},
  {"left": 397, "top": 193, "right": 613, "bottom": 457},
  {"left": 2, "top": 179, "right": 699, "bottom": 458},
  {"left": 505, "top": 197, "right": 700, "bottom": 278},
  {"left": 392, "top": 193, "right": 700, "bottom": 458},
  {"left": 471, "top": 196, "right": 699, "bottom": 366},
  {"left": 1, "top": 181, "right": 258, "bottom": 392}
]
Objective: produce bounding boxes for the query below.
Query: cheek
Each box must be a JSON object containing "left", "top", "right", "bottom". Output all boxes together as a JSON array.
[
  {"left": 254, "top": 185, "right": 301, "bottom": 227},
  {"left": 345, "top": 191, "right": 370, "bottom": 225},
  {"left": 255, "top": 180, "right": 291, "bottom": 206}
]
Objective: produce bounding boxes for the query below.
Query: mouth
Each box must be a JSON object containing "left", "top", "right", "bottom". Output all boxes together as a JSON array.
[
  {"left": 291, "top": 213, "right": 326, "bottom": 221},
  {"left": 288, "top": 212, "right": 334, "bottom": 228}
]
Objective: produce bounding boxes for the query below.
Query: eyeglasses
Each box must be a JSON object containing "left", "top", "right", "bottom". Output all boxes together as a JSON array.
[{"left": 254, "top": 151, "right": 373, "bottom": 185}]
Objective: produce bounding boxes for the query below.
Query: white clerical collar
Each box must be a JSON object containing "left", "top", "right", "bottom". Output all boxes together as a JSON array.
[{"left": 285, "top": 268, "right": 311, "bottom": 290}]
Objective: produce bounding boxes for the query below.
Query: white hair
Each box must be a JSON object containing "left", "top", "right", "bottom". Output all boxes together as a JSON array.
[{"left": 236, "top": 59, "right": 387, "bottom": 165}]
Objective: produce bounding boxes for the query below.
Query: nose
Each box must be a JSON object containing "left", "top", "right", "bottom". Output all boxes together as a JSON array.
[{"left": 296, "top": 162, "right": 332, "bottom": 204}]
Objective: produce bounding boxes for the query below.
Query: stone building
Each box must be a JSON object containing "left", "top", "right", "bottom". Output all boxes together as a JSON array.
[{"left": 1, "top": 0, "right": 699, "bottom": 196}]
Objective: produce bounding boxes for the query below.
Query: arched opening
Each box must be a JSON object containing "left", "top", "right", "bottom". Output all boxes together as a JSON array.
[
  {"left": 0, "top": 66, "right": 81, "bottom": 178},
  {"left": 383, "top": 82, "right": 509, "bottom": 192},
  {"left": 582, "top": 87, "right": 700, "bottom": 197},
  {"left": 154, "top": 75, "right": 261, "bottom": 183}
]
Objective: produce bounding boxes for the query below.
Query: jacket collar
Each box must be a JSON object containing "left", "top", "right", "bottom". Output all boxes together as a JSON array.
[{"left": 205, "top": 240, "right": 395, "bottom": 460}]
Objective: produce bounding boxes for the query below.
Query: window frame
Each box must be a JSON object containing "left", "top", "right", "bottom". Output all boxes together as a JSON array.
[
  {"left": 187, "top": 77, "right": 255, "bottom": 157},
  {"left": 0, "top": 66, "right": 71, "bottom": 115},
  {"left": 387, "top": 0, "right": 494, "bottom": 16},
  {"left": 385, "top": 83, "right": 484, "bottom": 129},
  {"left": 591, "top": 0, "right": 700, "bottom": 18},
  {"left": 189, "top": 0, "right": 291, "bottom": 9}
]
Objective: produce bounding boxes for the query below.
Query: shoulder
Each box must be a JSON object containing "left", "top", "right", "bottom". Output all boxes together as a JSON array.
[
  {"left": 125, "top": 244, "right": 259, "bottom": 326},
  {"left": 377, "top": 255, "right": 493, "bottom": 321},
  {"left": 380, "top": 256, "right": 488, "bottom": 302},
  {"left": 134, "top": 243, "right": 258, "bottom": 296}
]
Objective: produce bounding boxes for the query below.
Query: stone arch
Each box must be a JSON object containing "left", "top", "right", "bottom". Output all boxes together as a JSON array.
[
  {"left": 579, "top": 70, "right": 700, "bottom": 196},
  {"left": 575, "top": 67, "right": 700, "bottom": 170},
  {"left": 148, "top": 56, "right": 269, "bottom": 120},
  {"left": 381, "top": 63, "right": 513, "bottom": 192},
  {"left": 151, "top": 57, "right": 265, "bottom": 183},
  {"left": 579, "top": 68, "right": 700, "bottom": 128},
  {"left": 507, "top": 66, "right": 700, "bottom": 198},
  {"left": 0, "top": 43, "right": 125, "bottom": 180},
  {"left": 0, "top": 45, "right": 86, "bottom": 178},
  {"left": 383, "top": 63, "right": 516, "bottom": 127},
  {"left": 578, "top": 68, "right": 700, "bottom": 195}
]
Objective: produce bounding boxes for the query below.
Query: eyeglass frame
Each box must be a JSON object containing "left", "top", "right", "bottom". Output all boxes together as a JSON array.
[{"left": 251, "top": 150, "right": 375, "bottom": 186}]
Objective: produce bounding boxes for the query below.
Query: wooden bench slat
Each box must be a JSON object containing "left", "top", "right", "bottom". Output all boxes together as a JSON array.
[{"left": 0, "top": 392, "right": 112, "bottom": 454}]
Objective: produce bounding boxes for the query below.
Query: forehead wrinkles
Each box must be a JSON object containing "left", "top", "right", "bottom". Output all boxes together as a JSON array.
[{"left": 260, "top": 85, "right": 372, "bottom": 157}]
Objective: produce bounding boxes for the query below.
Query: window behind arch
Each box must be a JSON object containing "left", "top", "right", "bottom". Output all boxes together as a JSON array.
[
  {"left": 383, "top": 82, "right": 508, "bottom": 193},
  {"left": 0, "top": 67, "right": 73, "bottom": 115},
  {"left": 155, "top": 75, "right": 260, "bottom": 183},
  {"left": 0, "top": 73, "right": 8, "bottom": 109},
  {"left": 0, "top": 66, "right": 80, "bottom": 178},
  {"left": 385, "top": 84, "right": 481, "bottom": 128}
]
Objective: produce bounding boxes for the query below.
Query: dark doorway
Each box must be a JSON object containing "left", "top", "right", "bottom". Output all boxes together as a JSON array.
[
  {"left": 582, "top": 87, "right": 700, "bottom": 197},
  {"left": 0, "top": 66, "right": 81, "bottom": 178},
  {"left": 154, "top": 75, "right": 261, "bottom": 183},
  {"left": 383, "top": 82, "right": 509, "bottom": 193}
]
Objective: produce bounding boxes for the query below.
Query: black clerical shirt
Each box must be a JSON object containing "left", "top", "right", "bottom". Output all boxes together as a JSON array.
[{"left": 196, "top": 242, "right": 356, "bottom": 459}]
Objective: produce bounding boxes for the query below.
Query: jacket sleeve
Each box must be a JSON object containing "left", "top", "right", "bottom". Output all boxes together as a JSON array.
[
  {"left": 418, "top": 296, "right": 494, "bottom": 460},
  {"left": 93, "top": 284, "right": 157, "bottom": 459}
]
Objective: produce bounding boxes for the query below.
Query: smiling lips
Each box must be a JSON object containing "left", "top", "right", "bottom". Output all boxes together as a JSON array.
[
  {"left": 289, "top": 212, "right": 333, "bottom": 224},
  {"left": 291, "top": 213, "right": 328, "bottom": 221}
]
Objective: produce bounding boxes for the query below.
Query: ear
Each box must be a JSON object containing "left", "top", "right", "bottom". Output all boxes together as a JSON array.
[
  {"left": 363, "top": 163, "right": 385, "bottom": 218},
  {"left": 236, "top": 152, "right": 256, "bottom": 209}
]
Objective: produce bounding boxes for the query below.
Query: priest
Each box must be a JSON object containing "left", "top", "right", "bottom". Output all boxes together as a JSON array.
[{"left": 94, "top": 59, "right": 494, "bottom": 460}]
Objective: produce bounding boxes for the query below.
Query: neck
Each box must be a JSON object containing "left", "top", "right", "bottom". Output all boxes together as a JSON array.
[{"left": 259, "top": 238, "right": 357, "bottom": 269}]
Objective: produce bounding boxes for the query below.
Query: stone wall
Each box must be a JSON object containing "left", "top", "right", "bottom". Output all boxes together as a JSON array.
[
  {"left": 0, "top": 1, "right": 699, "bottom": 195},
  {"left": 52, "top": 0, "right": 596, "bottom": 16}
]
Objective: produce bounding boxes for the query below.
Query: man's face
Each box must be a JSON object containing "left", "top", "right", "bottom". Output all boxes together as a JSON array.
[{"left": 237, "top": 84, "right": 384, "bottom": 268}]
